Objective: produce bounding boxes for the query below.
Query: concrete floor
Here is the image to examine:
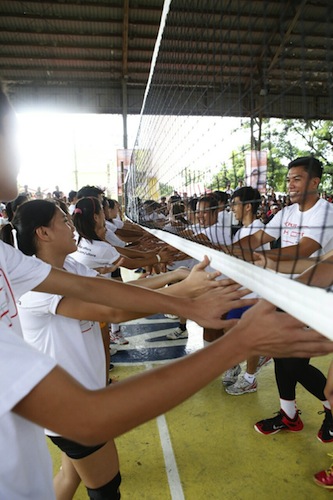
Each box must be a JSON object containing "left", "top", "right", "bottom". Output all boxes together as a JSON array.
[{"left": 48, "top": 314, "right": 333, "bottom": 499}]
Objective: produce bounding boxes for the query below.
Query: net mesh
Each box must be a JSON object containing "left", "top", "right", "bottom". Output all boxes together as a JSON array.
[{"left": 125, "top": 0, "right": 333, "bottom": 339}]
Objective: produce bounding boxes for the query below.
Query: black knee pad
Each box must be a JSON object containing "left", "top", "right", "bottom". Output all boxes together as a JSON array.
[{"left": 86, "top": 471, "right": 121, "bottom": 500}]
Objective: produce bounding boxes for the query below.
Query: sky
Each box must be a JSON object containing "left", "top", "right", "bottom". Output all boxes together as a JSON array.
[
  {"left": 16, "top": 113, "right": 250, "bottom": 199},
  {"left": 17, "top": 113, "right": 141, "bottom": 198}
]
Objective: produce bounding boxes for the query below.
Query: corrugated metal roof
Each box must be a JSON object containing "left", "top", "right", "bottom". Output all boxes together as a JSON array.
[{"left": 0, "top": 0, "right": 332, "bottom": 117}]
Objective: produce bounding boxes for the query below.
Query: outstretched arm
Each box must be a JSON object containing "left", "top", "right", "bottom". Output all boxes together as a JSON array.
[
  {"left": 296, "top": 253, "right": 333, "bottom": 288},
  {"left": 14, "top": 299, "right": 333, "bottom": 445},
  {"left": 33, "top": 266, "right": 244, "bottom": 330},
  {"left": 253, "top": 252, "right": 318, "bottom": 274},
  {"left": 254, "top": 249, "right": 333, "bottom": 287}
]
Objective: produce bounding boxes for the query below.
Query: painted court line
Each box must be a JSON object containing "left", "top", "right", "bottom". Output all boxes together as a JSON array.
[
  {"left": 157, "top": 415, "right": 185, "bottom": 500},
  {"left": 145, "top": 363, "right": 185, "bottom": 500}
]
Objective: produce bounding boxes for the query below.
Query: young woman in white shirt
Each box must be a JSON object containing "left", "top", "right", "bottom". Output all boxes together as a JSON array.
[
  {"left": 5, "top": 197, "right": 235, "bottom": 499},
  {"left": 71, "top": 196, "right": 177, "bottom": 344}
]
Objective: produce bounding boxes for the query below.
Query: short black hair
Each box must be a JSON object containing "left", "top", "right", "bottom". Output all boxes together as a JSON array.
[
  {"left": 68, "top": 190, "right": 77, "bottom": 202},
  {"left": 231, "top": 187, "right": 261, "bottom": 215},
  {"left": 197, "top": 195, "right": 218, "bottom": 210},
  {"left": 288, "top": 156, "right": 323, "bottom": 179},
  {"left": 77, "top": 185, "right": 104, "bottom": 199},
  {"left": 213, "top": 191, "right": 228, "bottom": 205}
]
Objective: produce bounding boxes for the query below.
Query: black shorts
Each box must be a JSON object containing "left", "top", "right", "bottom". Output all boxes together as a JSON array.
[
  {"left": 49, "top": 435, "right": 106, "bottom": 459},
  {"left": 111, "top": 268, "right": 121, "bottom": 278}
]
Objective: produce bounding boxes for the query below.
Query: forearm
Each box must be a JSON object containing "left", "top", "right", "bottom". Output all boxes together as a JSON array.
[
  {"left": 87, "top": 331, "right": 246, "bottom": 441},
  {"left": 256, "top": 254, "right": 316, "bottom": 273},
  {"left": 36, "top": 268, "right": 194, "bottom": 319},
  {"left": 14, "top": 300, "right": 333, "bottom": 444},
  {"left": 14, "top": 331, "right": 246, "bottom": 444},
  {"left": 296, "top": 256, "right": 333, "bottom": 287},
  {"left": 115, "top": 246, "right": 151, "bottom": 259},
  {"left": 128, "top": 269, "right": 186, "bottom": 289},
  {"left": 120, "top": 254, "right": 159, "bottom": 269}
]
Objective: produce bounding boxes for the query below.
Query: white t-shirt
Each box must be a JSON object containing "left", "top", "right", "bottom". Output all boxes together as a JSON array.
[
  {"left": 0, "top": 241, "right": 56, "bottom": 499},
  {"left": 232, "top": 219, "right": 270, "bottom": 299},
  {"left": 142, "top": 212, "right": 167, "bottom": 222},
  {"left": 193, "top": 221, "right": 232, "bottom": 246},
  {"left": 18, "top": 256, "right": 106, "bottom": 437},
  {"left": 233, "top": 219, "right": 270, "bottom": 251},
  {"left": 112, "top": 216, "right": 124, "bottom": 229},
  {"left": 105, "top": 220, "right": 126, "bottom": 248},
  {"left": 264, "top": 198, "right": 333, "bottom": 255},
  {"left": 218, "top": 209, "right": 235, "bottom": 228},
  {"left": 70, "top": 237, "right": 121, "bottom": 275},
  {"left": 68, "top": 204, "right": 76, "bottom": 215}
]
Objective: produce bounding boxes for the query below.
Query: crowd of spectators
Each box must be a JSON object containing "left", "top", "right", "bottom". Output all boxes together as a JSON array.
[
  {"left": 137, "top": 182, "right": 332, "bottom": 233},
  {"left": 1, "top": 181, "right": 331, "bottom": 231}
]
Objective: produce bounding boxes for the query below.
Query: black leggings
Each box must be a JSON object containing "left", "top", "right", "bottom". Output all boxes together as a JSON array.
[{"left": 274, "top": 357, "right": 327, "bottom": 401}]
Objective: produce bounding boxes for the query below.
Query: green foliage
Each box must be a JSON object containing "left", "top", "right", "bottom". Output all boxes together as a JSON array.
[
  {"left": 263, "top": 119, "right": 333, "bottom": 192},
  {"left": 207, "top": 119, "right": 333, "bottom": 193},
  {"left": 208, "top": 153, "right": 245, "bottom": 191},
  {"left": 159, "top": 182, "right": 173, "bottom": 197}
]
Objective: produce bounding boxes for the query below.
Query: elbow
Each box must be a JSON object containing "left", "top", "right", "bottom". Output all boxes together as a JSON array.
[{"left": 71, "top": 425, "right": 106, "bottom": 446}]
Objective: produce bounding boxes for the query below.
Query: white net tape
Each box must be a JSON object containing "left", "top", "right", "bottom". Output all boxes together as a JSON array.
[{"left": 144, "top": 227, "right": 333, "bottom": 340}]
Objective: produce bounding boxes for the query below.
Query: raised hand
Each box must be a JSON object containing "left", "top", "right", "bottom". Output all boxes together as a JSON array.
[
  {"left": 190, "top": 283, "right": 258, "bottom": 329},
  {"left": 230, "top": 300, "right": 333, "bottom": 358}
]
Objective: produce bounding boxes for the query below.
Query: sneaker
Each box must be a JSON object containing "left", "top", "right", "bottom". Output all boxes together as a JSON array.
[
  {"left": 314, "top": 454, "right": 333, "bottom": 489},
  {"left": 164, "top": 314, "right": 179, "bottom": 320},
  {"left": 166, "top": 327, "right": 188, "bottom": 340},
  {"left": 109, "top": 330, "right": 129, "bottom": 345},
  {"left": 254, "top": 409, "right": 303, "bottom": 435},
  {"left": 109, "top": 347, "right": 118, "bottom": 356},
  {"left": 317, "top": 408, "right": 333, "bottom": 443},
  {"left": 225, "top": 374, "right": 257, "bottom": 395},
  {"left": 255, "top": 356, "right": 272, "bottom": 374},
  {"left": 222, "top": 365, "right": 241, "bottom": 387}
]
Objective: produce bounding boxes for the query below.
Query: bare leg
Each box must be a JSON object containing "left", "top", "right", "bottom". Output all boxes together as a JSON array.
[
  {"left": 100, "top": 323, "right": 110, "bottom": 385},
  {"left": 70, "top": 440, "right": 119, "bottom": 489},
  {"left": 246, "top": 355, "right": 260, "bottom": 375},
  {"left": 53, "top": 452, "right": 81, "bottom": 500}
]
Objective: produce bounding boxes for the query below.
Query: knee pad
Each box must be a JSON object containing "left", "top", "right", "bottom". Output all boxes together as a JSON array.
[{"left": 86, "top": 471, "right": 121, "bottom": 500}]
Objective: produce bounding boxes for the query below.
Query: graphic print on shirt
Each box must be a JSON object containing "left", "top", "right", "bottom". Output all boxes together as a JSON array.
[
  {"left": 79, "top": 320, "right": 95, "bottom": 334},
  {"left": 0, "top": 268, "right": 18, "bottom": 329}
]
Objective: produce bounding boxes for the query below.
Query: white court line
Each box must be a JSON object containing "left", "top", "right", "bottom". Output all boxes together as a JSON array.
[{"left": 145, "top": 363, "right": 185, "bottom": 500}]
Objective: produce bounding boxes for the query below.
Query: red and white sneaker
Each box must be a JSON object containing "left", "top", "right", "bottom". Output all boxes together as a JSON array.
[
  {"left": 314, "top": 454, "right": 333, "bottom": 489},
  {"left": 317, "top": 408, "right": 333, "bottom": 443},
  {"left": 255, "top": 356, "right": 272, "bottom": 374},
  {"left": 254, "top": 409, "right": 303, "bottom": 435},
  {"left": 109, "top": 330, "right": 129, "bottom": 345}
]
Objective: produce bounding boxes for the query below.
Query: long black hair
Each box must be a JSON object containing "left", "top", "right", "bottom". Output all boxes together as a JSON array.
[
  {"left": 72, "top": 196, "right": 103, "bottom": 242},
  {"left": 1, "top": 200, "right": 57, "bottom": 255}
]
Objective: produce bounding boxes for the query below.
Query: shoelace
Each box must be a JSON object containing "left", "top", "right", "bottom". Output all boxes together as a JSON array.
[
  {"left": 318, "top": 409, "right": 333, "bottom": 427},
  {"left": 272, "top": 409, "right": 302, "bottom": 420},
  {"left": 324, "top": 453, "right": 333, "bottom": 476},
  {"left": 318, "top": 409, "right": 332, "bottom": 416}
]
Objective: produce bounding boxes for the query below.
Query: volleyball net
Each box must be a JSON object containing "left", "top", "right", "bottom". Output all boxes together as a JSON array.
[{"left": 124, "top": 0, "right": 333, "bottom": 339}]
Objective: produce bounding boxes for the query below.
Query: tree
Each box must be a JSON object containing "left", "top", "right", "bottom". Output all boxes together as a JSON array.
[
  {"left": 246, "top": 118, "right": 333, "bottom": 192},
  {"left": 208, "top": 152, "right": 245, "bottom": 191},
  {"left": 158, "top": 182, "right": 173, "bottom": 197}
]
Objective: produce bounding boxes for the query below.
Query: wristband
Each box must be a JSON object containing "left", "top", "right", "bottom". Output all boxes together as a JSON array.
[{"left": 156, "top": 253, "right": 161, "bottom": 263}]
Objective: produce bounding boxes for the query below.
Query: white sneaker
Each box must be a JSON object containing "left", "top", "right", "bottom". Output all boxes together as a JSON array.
[
  {"left": 109, "top": 330, "right": 129, "bottom": 345},
  {"left": 225, "top": 374, "right": 257, "bottom": 395},
  {"left": 222, "top": 365, "right": 241, "bottom": 386},
  {"left": 109, "top": 347, "right": 118, "bottom": 356},
  {"left": 255, "top": 356, "right": 272, "bottom": 375},
  {"left": 166, "top": 327, "right": 188, "bottom": 340},
  {"left": 164, "top": 314, "right": 179, "bottom": 320}
]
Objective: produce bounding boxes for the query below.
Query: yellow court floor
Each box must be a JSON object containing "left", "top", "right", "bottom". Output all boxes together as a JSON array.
[{"left": 48, "top": 344, "right": 333, "bottom": 500}]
